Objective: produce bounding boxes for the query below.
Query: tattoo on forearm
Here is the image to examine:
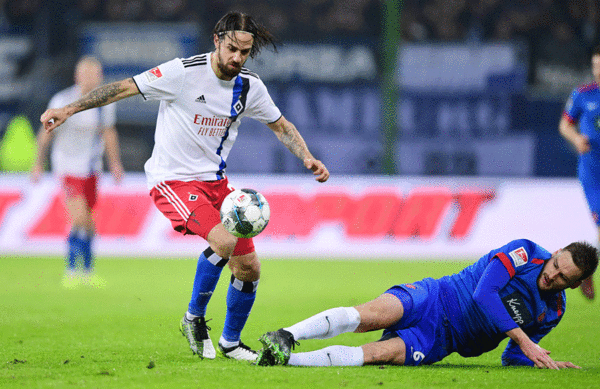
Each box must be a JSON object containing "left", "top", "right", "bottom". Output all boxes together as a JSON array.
[
  {"left": 67, "top": 82, "right": 123, "bottom": 111},
  {"left": 279, "top": 122, "right": 308, "bottom": 159}
]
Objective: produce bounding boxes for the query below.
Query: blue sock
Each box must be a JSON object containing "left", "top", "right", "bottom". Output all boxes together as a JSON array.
[
  {"left": 222, "top": 275, "right": 258, "bottom": 343},
  {"left": 188, "top": 247, "right": 229, "bottom": 317},
  {"left": 81, "top": 233, "right": 93, "bottom": 271},
  {"left": 67, "top": 231, "right": 82, "bottom": 270}
]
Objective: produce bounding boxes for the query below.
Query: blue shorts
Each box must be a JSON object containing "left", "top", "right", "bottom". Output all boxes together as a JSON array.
[
  {"left": 380, "top": 278, "right": 453, "bottom": 366},
  {"left": 580, "top": 176, "right": 600, "bottom": 225},
  {"left": 579, "top": 159, "right": 600, "bottom": 226}
]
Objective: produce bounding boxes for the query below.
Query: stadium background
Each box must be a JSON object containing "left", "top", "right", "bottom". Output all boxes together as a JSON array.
[{"left": 0, "top": 0, "right": 598, "bottom": 258}]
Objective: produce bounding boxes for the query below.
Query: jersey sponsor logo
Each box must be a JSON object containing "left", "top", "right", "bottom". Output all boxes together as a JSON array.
[
  {"left": 195, "top": 95, "right": 206, "bottom": 103},
  {"left": 501, "top": 291, "right": 533, "bottom": 326},
  {"left": 193, "top": 115, "right": 232, "bottom": 137},
  {"left": 145, "top": 67, "right": 163, "bottom": 82},
  {"left": 509, "top": 247, "right": 528, "bottom": 267},
  {"left": 189, "top": 194, "right": 198, "bottom": 201}
]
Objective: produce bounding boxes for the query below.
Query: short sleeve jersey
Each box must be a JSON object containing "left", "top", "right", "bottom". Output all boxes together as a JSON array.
[
  {"left": 563, "top": 82, "right": 600, "bottom": 174},
  {"left": 438, "top": 239, "right": 565, "bottom": 358},
  {"left": 48, "top": 85, "right": 116, "bottom": 177},
  {"left": 132, "top": 53, "right": 282, "bottom": 189}
]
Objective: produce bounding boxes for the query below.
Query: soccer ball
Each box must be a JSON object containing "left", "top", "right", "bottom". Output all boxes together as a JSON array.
[{"left": 220, "top": 189, "right": 270, "bottom": 238}]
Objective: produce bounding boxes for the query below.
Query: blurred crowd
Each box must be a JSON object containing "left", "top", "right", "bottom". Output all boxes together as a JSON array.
[
  {"left": 402, "top": 0, "right": 598, "bottom": 73},
  {"left": 1, "top": 0, "right": 598, "bottom": 81}
]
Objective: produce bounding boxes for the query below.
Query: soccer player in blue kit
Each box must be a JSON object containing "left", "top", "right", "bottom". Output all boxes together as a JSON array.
[
  {"left": 559, "top": 45, "right": 600, "bottom": 301},
  {"left": 256, "top": 239, "right": 597, "bottom": 369}
]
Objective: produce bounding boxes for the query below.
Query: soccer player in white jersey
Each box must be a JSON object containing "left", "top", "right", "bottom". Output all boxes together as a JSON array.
[
  {"left": 40, "top": 12, "right": 329, "bottom": 362},
  {"left": 32, "top": 56, "right": 124, "bottom": 289}
]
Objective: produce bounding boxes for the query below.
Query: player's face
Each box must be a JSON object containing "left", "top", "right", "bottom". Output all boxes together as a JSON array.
[
  {"left": 75, "top": 60, "right": 103, "bottom": 95},
  {"left": 592, "top": 54, "right": 600, "bottom": 83},
  {"left": 213, "top": 31, "right": 254, "bottom": 80},
  {"left": 537, "top": 250, "right": 583, "bottom": 292}
]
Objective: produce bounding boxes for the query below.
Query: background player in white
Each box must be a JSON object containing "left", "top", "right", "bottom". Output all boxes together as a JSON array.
[
  {"left": 32, "top": 56, "right": 123, "bottom": 289},
  {"left": 40, "top": 12, "right": 329, "bottom": 362}
]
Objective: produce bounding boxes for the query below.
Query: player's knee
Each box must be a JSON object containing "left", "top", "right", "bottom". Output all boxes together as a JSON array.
[
  {"left": 210, "top": 234, "right": 237, "bottom": 258},
  {"left": 229, "top": 253, "right": 260, "bottom": 281},
  {"left": 363, "top": 339, "right": 406, "bottom": 366}
]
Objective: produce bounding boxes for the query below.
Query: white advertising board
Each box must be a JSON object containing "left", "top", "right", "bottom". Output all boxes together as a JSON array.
[{"left": 0, "top": 173, "right": 595, "bottom": 259}]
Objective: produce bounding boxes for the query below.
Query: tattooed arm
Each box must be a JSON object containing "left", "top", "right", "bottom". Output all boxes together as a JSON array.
[
  {"left": 267, "top": 115, "right": 329, "bottom": 182},
  {"left": 40, "top": 78, "right": 140, "bottom": 133}
]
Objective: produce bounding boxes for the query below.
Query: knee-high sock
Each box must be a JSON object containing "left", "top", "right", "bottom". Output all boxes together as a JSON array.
[
  {"left": 288, "top": 345, "right": 364, "bottom": 366},
  {"left": 67, "top": 230, "right": 83, "bottom": 270},
  {"left": 285, "top": 307, "right": 361, "bottom": 340},
  {"left": 222, "top": 275, "right": 258, "bottom": 343},
  {"left": 81, "top": 231, "right": 94, "bottom": 271},
  {"left": 188, "top": 247, "right": 229, "bottom": 317}
]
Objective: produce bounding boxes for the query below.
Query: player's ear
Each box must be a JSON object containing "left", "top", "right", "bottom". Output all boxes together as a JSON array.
[
  {"left": 570, "top": 280, "right": 583, "bottom": 289},
  {"left": 213, "top": 34, "right": 220, "bottom": 48}
]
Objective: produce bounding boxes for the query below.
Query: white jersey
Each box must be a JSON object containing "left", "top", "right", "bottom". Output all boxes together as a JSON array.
[
  {"left": 132, "top": 53, "right": 282, "bottom": 189},
  {"left": 48, "top": 85, "right": 116, "bottom": 177}
]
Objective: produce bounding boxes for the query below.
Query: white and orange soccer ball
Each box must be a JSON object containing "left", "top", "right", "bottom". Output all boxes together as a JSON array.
[{"left": 220, "top": 189, "right": 270, "bottom": 238}]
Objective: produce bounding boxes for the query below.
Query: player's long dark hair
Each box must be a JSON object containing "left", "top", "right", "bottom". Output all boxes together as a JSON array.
[
  {"left": 213, "top": 11, "right": 277, "bottom": 59},
  {"left": 564, "top": 241, "right": 598, "bottom": 281}
]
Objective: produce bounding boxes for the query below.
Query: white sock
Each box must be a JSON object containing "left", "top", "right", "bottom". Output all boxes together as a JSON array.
[
  {"left": 285, "top": 307, "right": 361, "bottom": 340},
  {"left": 288, "top": 346, "right": 364, "bottom": 366},
  {"left": 218, "top": 336, "right": 239, "bottom": 348},
  {"left": 185, "top": 312, "right": 199, "bottom": 321}
]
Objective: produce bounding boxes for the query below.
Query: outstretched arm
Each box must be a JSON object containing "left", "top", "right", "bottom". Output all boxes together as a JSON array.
[
  {"left": 267, "top": 115, "right": 329, "bottom": 182},
  {"left": 40, "top": 78, "right": 140, "bottom": 133},
  {"left": 473, "top": 257, "right": 560, "bottom": 369}
]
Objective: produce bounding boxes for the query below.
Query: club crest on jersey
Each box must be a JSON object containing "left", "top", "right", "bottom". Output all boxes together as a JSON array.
[
  {"left": 509, "top": 247, "right": 528, "bottom": 267},
  {"left": 587, "top": 102, "right": 598, "bottom": 111},
  {"left": 189, "top": 194, "right": 198, "bottom": 201},
  {"left": 146, "top": 67, "right": 163, "bottom": 82},
  {"left": 233, "top": 100, "right": 244, "bottom": 115}
]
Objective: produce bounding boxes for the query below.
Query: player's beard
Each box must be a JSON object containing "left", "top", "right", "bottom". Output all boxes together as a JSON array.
[{"left": 216, "top": 51, "right": 243, "bottom": 79}]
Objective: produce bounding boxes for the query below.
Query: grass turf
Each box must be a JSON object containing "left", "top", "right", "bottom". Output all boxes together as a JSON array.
[{"left": 1, "top": 256, "right": 599, "bottom": 388}]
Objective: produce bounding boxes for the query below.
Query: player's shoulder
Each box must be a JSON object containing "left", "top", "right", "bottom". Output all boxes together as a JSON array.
[
  {"left": 575, "top": 82, "right": 599, "bottom": 94},
  {"left": 502, "top": 239, "right": 549, "bottom": 268},
  {"left": 53, "top": 85, "right": 78, "bottom": 100},
  {"left": 48, "top": 85, "right": 79, "bottom": 106},
  {"left": 239, "top": 67, "right": 261, "bottom": 80},
  {"left": 181, "top": 53, "right": 210, "bottom": 69}
]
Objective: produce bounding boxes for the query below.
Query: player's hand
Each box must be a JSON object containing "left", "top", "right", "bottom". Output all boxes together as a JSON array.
[
  {"left": 554, "top": 361, "right": 581, "bottom": 369},
  {"left": 520, "top": 340, "right": 559, "bottom": 370},
  {"left": 304, "top": 158, "right": 329, "bottom": 183},
  {"left": 40, "top": 108, "right": 69, "bottom": 133},
  {"left": 573, "top": 134, "right": 591, "bottom": 154}
]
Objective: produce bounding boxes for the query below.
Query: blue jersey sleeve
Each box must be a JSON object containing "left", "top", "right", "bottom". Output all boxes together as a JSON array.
[
  {"left": 564, "top": 89, "right": 583, "bottom": 123},
  {"left": 473, "top": 258, "right": 519, "bottom": 333}
]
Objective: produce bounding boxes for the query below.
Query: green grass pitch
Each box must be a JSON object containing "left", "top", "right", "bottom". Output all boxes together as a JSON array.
[{"left": 1, "top": 255, "right": 599, "bottom": 388}]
